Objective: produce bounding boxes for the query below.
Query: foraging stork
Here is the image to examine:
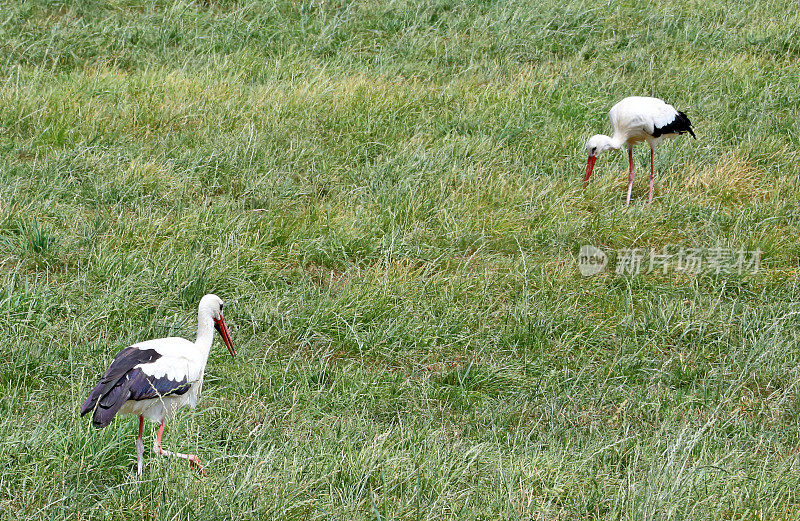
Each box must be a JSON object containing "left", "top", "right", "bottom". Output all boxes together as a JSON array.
[
  {"left": 584, "top": 96, "right": 695, "bottom": 205},
  {"left": 80, "top": 294, "right": 235, "bottom": 476}
]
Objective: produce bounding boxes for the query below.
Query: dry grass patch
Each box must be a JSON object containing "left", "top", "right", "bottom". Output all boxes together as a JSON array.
[{"left": 680, "top": 155, "right": 774, "bottom": 204}]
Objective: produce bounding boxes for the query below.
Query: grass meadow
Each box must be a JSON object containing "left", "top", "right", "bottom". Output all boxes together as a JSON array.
[{"left": 2, "top": 0, "right": 800, "bottom": 518}]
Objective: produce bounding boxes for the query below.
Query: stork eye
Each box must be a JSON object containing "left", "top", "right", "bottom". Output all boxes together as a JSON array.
[{"left": 591, "top": 147, "right": 596, "bottom": 154}]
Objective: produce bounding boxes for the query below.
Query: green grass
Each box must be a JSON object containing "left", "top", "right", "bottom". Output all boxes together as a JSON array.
[{"left": 2, "top": 0, "right": 800, "bottom": 518}]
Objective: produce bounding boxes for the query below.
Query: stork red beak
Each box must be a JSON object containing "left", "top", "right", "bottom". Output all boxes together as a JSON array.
[
  {"left": 213, "top": 317, "right": 236, "bottom": 358},
  {"left": 584, "top": 155, "right": 597, "bottom": 186}
]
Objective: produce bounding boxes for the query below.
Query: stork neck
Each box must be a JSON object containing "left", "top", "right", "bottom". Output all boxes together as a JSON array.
[
  {"left": 195, "top": 312, "right": 215, "bottom": 352},
  {"left": 609, "top": 134, "right": 626, "bottom": 150}
]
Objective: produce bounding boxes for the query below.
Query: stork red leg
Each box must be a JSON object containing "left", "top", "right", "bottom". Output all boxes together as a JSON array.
[
  {"left": 626, "top": 146, "right": 635, "bottom": 206},
  {"left": 648, "top": 146, "right": 655, "bottom": 203},
  {"left": 136, "top": 415, "right": 145, "bottom": 477},
  {"left": 153, "top": 421, "right": 207, "bottom": 475}
]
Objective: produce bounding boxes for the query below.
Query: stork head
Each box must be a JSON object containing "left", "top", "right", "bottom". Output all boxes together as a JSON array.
[
  {"left": 583, "top": 134, "right": 617, "bottom": 185},
  {"left": 198, "top": 294, "right": 236, "bottom": 358}
]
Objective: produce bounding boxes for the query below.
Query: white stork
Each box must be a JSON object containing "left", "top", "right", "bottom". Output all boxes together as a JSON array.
[
  {"left": 80, "top": 294, "right": 235, "bottom": 476},
  {"left": 584, "top": 96, "right": 695, "bottom": 205}
]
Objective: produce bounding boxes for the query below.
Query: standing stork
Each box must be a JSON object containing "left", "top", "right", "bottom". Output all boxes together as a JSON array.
[
  {"left": 80, "top": 294, "right": 235, "bottom": 476},
  {"left": 584, "top": 96, "right": 695, "bottom": 205}
]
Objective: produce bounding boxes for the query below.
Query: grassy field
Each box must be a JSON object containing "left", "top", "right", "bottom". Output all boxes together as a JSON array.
[{"left": 2, "top": 0, "right": 800, "bottom": 518}]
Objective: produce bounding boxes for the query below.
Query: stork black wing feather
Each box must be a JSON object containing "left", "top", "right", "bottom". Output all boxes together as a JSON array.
[
  {"left": 80, "top": 347, "right": 161, "bottom": 416},
  {"left": 652, "top": 110, "right": 696, "bottom": 139},
  {"left": 127, "top": 370, "right": 192, "bottom": 402},
  {"left": 80, "top": 347, "right": 192, "bottom": 428},
  {"left": 91, "top": 374, "right": 136, "bottom": 428},
  {"left": 88, "top": 369, "right": 191, "bottom": 428}
]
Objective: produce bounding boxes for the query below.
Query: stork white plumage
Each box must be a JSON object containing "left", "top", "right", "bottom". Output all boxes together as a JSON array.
[
  {"left": 80, "top": 294, "right": 235, "bottom": 476},
  {"left": 584, "top": 96, "right": 696, "bottom": 205}
]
